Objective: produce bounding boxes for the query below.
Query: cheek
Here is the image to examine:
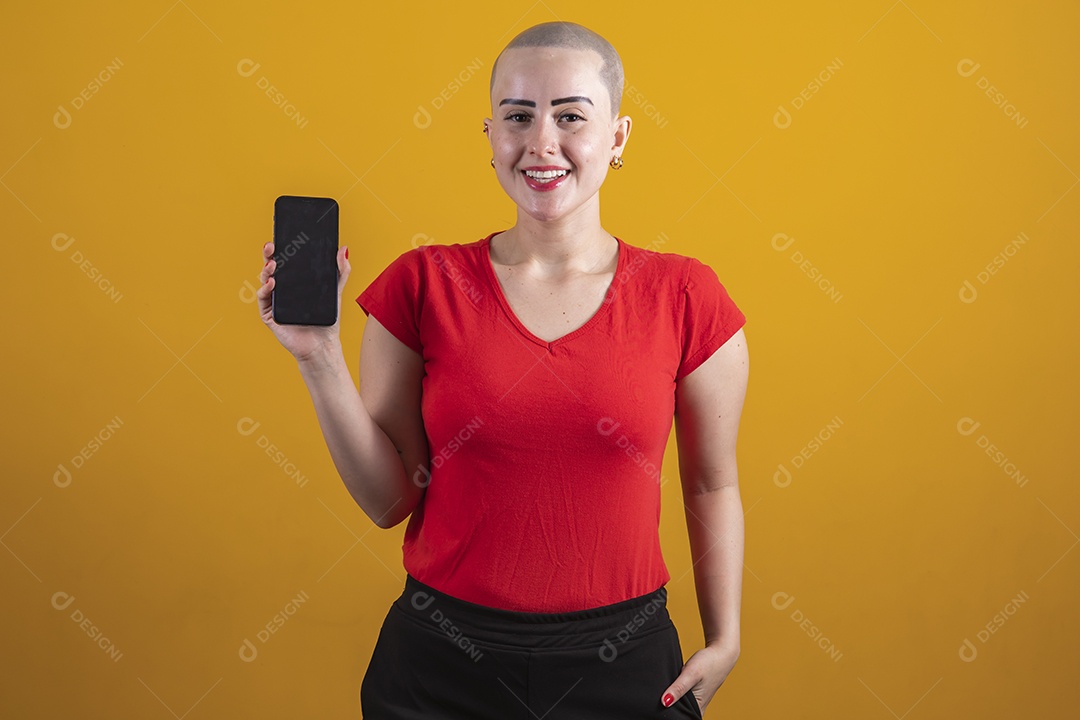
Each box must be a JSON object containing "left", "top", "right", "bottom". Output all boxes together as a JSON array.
[
  {"left": 494, "top": 140, "right": 517, "bottom": 160},
  {"left": 572, "top": 140, "right": 604, "bottom": 166}
]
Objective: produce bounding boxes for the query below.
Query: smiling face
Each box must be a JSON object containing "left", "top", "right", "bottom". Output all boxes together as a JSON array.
[{"left": 485, "top": 46, "right": 631, "bottom": 224}]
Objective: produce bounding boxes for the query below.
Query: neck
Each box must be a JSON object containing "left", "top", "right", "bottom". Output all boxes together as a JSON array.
[{"left": 498, "top": 200, "right": 614, "bottom": 277}]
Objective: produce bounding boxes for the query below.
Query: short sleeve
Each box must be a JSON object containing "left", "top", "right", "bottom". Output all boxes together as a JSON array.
[
  {"left": 676, "top": 257, "right": 746, "bottom": 380},
  {"left": 355, "top": 249, "right": 424, "bottom": 355}
]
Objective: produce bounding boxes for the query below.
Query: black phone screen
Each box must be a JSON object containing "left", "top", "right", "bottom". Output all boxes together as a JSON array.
[{"left": 272, "top": 195, "right": 339, "bottom": 326}]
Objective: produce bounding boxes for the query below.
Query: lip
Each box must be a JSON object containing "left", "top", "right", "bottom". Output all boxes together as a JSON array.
[{"left": 521, "top": 166, "right": 571, "bottom": 192}]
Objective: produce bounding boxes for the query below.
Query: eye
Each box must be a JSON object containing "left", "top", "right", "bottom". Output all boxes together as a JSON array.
[
  {"left": 505, "top": 112, "right": 530, "bottom": 122},
  {"left": 560, "top": 113, "right": 584, "bottom": 122}
]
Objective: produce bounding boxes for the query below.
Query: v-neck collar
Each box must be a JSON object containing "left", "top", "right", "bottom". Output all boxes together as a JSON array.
[{"left": 480, "top": 231, "right": 625, "bottom": 349}]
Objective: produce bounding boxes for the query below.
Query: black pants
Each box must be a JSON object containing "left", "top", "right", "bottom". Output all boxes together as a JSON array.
[{"left": 360, "top": 574, "right": 704, "bottom": 719}]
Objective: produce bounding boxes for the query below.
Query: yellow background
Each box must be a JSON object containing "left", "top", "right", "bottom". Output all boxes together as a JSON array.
[{"left": 3, "top": 1, "right": 1077, "bottom": 717}]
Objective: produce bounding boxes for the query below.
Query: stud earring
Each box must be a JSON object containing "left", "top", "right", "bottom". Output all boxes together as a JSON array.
[
  {"left": 609, "top": 156, "right": 624, "bottom": 170},
  {"left": 490, "top": 158, "right": 495, "bottom": 168}
]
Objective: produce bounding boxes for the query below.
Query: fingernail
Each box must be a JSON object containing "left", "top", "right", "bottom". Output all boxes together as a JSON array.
[
  {"left": 663, "top": 693, "right": 674, "bottom": 707},
  {"left": 345, "top": 247, "right": 349, "bottom": 260}
]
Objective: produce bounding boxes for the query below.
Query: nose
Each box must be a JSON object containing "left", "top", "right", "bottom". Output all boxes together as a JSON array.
[{"left": 528, "top": 115, "right": 557, "bottom": 156}]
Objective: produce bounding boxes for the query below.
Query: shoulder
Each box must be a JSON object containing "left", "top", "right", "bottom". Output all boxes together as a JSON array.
[
  {"left": 616, "top": 238, "right": 716, "bottom": 291},
  {"left": 385, "top": 235, "right": 487, "bottom": 272},
  {"left": 413, "top": 235, "right": 487, "bottom": 259}
]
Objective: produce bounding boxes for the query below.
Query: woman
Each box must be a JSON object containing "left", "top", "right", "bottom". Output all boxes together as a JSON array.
[{"left": 258, "top": 20, "right": 748, "bottom": 719}]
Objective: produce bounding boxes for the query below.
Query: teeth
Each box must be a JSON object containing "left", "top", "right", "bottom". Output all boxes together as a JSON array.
[{"left": 525, "top": 169, "right": 568, "bottom": 179}]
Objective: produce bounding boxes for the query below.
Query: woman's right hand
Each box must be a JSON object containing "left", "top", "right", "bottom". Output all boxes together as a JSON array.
[{"left": 257, "top": 241, "right": 352, "bottom": 364}]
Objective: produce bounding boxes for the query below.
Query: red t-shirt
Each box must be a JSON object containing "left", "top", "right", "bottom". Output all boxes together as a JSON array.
[{"left": 356, "top": 231, "right": 746, "bottom": 612}]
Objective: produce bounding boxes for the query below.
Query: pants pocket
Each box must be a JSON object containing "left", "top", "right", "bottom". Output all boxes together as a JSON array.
[
  {"left": 524, "top": 620, "right": 702, "bottom": 719},
  {"left": 679, "top": 691, "right": 704, "bottom": 718},
  {"left": 664, "top": 623, "right": 704, "bottom": 719}
]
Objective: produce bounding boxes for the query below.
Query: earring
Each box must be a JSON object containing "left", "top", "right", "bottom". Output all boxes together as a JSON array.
[
  {"left": 609, "top": 156, "right": 624, "bottom": 170},
  {"left": 490, "top": 158, "right": 495, "bottom": 168}
]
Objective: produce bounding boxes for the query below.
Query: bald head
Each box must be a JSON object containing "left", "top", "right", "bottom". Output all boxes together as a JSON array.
[{"left": 490, "top": 21, "right": 624, "bottom": 120}]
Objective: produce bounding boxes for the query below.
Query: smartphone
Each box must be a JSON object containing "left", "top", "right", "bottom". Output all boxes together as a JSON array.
[{"left": 272, "top": 195, "right": 339, "bottom": 326}]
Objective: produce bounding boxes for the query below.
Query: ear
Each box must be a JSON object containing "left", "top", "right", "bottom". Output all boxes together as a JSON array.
[{"left": 612, "top": 114, "right": 632, "bottom": 156}]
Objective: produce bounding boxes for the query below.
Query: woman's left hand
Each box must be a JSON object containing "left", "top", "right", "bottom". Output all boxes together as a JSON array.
[{"left": 660, "top": 637, "right": 740, "bottom": 716}]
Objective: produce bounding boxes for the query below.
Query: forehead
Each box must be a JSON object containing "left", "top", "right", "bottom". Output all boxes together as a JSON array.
[{"left": 494, "top": 46, "right": 604, "bottom": 94}]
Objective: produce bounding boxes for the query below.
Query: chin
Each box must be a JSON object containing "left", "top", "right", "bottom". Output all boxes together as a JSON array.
[{"left": 522, "top": 202, "right": 574, "bottom": 223}]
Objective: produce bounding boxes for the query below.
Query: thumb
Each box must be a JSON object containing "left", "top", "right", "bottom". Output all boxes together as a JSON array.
[
  {"left": 338, "top": 245, "right": 351, "bottom": 288},
  {"left": 661, "top": 678, "right": 688, "bottom": 708}
]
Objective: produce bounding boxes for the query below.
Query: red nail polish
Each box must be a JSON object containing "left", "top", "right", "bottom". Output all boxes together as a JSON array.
[
  {"left": 345, "top": 247, "right": 349, "bottom": 260},
  {"left": 663, "top": 693, "right": 674, "bottom": 707}
]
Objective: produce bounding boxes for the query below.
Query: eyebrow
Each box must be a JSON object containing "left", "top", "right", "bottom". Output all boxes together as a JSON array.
[{"left": 499, "top": 96, "right": 593, "bottom": 108}]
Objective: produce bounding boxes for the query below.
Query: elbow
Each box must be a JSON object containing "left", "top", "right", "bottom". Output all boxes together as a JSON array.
[
  {"left": 368, "top": 502, "right": 405, "bottom": 530},
  {"left": 368, "top": 484, "right": 424, "bottom": 530},
  {"left": 372, "top": 508, "right": 406, "bottom": 530}
]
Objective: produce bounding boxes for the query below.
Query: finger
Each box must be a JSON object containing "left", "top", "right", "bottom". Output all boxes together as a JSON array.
[
  {"left": 263, "top": 241, "right": 274, "bottom": 261},
  {"left": 660, "top": 676, "right": 693, "bottom": 708},
  {"left": 256, "top": 275, "right": 274, "bottom": 300},
  {"left": 338, "top": 246, "right": 351, "bottom": 287}
]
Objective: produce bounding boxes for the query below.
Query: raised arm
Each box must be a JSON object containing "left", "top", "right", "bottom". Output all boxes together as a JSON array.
[
  {"left": 258, "top": 242, "right": 427, "bottom": 529},
  {"left": 296, "top": 315, "right": 428, "bottom": 529}
]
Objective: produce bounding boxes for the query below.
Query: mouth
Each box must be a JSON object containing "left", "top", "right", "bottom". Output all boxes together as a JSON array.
[{"left": 521, "top": 168, "right": 570, "bottom": 191}]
